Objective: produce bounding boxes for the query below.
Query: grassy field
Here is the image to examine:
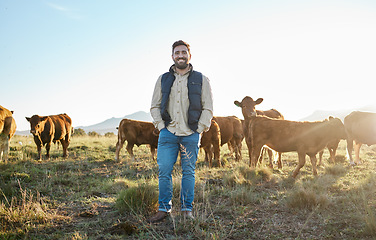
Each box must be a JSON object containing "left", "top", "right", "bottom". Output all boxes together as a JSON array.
[{"left": 1, "top": 134, "right": 376, "bottom": 239}]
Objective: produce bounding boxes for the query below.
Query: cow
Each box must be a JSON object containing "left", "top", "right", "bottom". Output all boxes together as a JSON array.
[
  {"left": 344, "top": 111, "right": 376, "bottom": 165},
  {"left": 247, "top": 116, "right": 346, "bottom": 177},
  {"left": 26, "top": 113, "right": 72, "bottom": 160},
  {"left": 213, "top": 116, "right": 244, "bottom": 161},
  {"left": 234, "top": 96, "right": 284, "bottom": 168},
  {"left": 0, "top": 105, "right": 17, "bottom": 163},
  {"left": 115, "top": 119, "right": 159, "bottom": 162},
  {"left": 200, "top": 119, "right": 221, "bottom": 167}
]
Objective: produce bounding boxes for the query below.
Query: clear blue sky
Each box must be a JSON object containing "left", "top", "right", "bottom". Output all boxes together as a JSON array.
[{"left": 1, "top": 0, "right": 376, "bottom": 131}]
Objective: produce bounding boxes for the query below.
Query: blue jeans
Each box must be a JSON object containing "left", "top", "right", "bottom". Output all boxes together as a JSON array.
[{"left": 157, "top": 128, "right": 200, "bottom": 212}]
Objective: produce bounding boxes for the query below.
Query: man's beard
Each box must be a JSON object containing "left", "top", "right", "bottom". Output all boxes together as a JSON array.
[{"left": 174, "top": 58, "right": 189, "bottom": 69}]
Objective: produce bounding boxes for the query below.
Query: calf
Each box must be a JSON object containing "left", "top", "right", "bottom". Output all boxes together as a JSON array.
[
  {"left": 200, "top": 119, "right": 221, "bottom": 167},
  {"left": 115, "top": 119, "right": 159, "bottom": 161},
  {"left": 213, "top": 116, "right": 244, "bottom": 161},
  {"left": 26, "top": 113, "right": 72, "bottom": 160},
  {"left": 0, "top": 105, "right": 17, "bottom": 162},
  {"left": 234, "top": 96, "right": 284, "bottom": 168},
  {"left": 344, "top": 111, "right": 376, "bottom": 165},
  {"left": 247, "top": 116, "right": 346, "bottom": 177}
]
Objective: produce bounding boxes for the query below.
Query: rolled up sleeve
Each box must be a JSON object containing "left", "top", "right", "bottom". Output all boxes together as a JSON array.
[
  {"left": 150, "top": 76, "right": 165, "bottom": 130},
  {"left": 197, "top": 75, "right": 214, "bottom": 133}
]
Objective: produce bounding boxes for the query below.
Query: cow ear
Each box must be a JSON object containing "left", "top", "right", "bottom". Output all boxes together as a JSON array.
[
  {"left": 11, "top": 111, "right": 14, "bottom": 114},
  {"left": 328, "top": 116, "right": 334, "bottom": 120},
  {"left": 26, "top": 117, "right": 31, "bottom": 122},
  {"left": 234, "top": 101, "right": 241, "bottom": 107},
  {"left": 255, "top": 98, "right": 264, "bottom": 105}
]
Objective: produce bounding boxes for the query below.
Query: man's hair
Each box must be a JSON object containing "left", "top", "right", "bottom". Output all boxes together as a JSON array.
[{"left": 172, "top": 40, "right": 190, "bottom": 54}]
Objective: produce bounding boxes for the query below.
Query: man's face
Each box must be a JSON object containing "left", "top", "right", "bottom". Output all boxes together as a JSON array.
[{"left": 172, "top": 45, "right": 191, "bottom": 69}]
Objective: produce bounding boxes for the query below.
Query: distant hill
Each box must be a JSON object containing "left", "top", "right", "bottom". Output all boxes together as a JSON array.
[
  {"left": 300, "top": 105, "right": 376, "bottom": 121},
  {"left": 15, "top": 111, "right": 153, "bottom": 136},
  {"left": 76, "top": 111, "right": 153, "bottom": 135}
]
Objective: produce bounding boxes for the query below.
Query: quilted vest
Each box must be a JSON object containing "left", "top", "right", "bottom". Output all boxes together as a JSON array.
[{"left": 160, "top": 65, "right": 202, "bottom": 132}]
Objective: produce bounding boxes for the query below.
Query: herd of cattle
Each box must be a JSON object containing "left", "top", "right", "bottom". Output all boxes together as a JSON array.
[{"left": 1, "top": 97, "right": 376, "bottom": 177}]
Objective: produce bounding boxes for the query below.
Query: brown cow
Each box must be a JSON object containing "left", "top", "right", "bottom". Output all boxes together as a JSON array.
[
  {"left": 247, "top": 116, "right": 346, "bottom": 177},
  {"left": 200, "top": 119, "right": 221, "bottom": 167},
  {"left": 213, "top": 116, "right": 244, "bottom": 161},
  {"left": 26, "top": 113, "right": 72, "bottom": 160},
  {"left": 234, "top": 96, "right": 284, "bottom": 168},
  {"left": 115, "top": 119, "right": 159, "bottom": 162},
  {"left": 344, "top": 111, "right": 376, "bottom": 165},
  {"left": 0, "top": 105, "right": 17, "bottom": 162}
]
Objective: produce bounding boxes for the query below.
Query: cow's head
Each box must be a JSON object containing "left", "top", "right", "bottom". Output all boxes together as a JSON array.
[
  {"left": 25, "top": 115, "right": 48, "bottom": 136},
  {"left": 327, "top": 116, "right": 347, "bottom": 140},
  {"left": 234, "top": 96, "right": 263, "bottom": 119}
]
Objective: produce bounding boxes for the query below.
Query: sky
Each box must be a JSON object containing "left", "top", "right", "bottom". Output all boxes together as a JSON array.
[{"left": 1, "top": 0, "right": 376, "bottom": 131}]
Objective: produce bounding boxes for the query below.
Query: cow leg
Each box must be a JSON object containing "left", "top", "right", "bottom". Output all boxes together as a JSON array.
[
  {"left": 237, "top": 140, "right": 242, "bottom": 161},
  {"left": 126, "top": 143, "right": 135, "bottom": 161},
  {"left": 227, "top": 141, "right": 235, "bottom": 159},
  {"left": 258, "top": 148, "right": 265, "bottom": 166},
  {"left": 45, "top": 142, "right": 51, "bottom": 160},
  {"left": 0, "top": 141, "right": 9, "bottom": 163},
  {"left": 329, "top": 148, "right": 336, "bottom": 164},
  {"left": 267, "top": 148, "right": 273, "bottom": 168},
  {"left": 61, "top": 139, "right": 69, "bottom": 158},
  {"left": 277, "top": 152, "right": 282, "bottom": 169},
  {"left": 250, "top": 144, "right": 263, "bottom": 168},
  {"left": 246, "top": 141, "right": 252, "bottom": 167},
  {"left": 37, "top": 144, "right": 42, "bottom": 161},
  {"left": 308, "top": 154, "right": 318, "bottom": 176},
  {"left": 213, "top": 140, "right": 221, "bottom": 167},
  {"left": 317, "top": 150, "right": 324, "bottom": 166},
  {"left": 203, "top": 145, "right": 212, "bottom": 167},
  {"left": 2, "top": 140, "right": 9, "bottom": 163},
  {"left": 354, "top": 141, "right": 362, "bottom": 164},
  {"left": 346, "top": 138, "right": 355, "bottom": 165},
  {"left": 292, "top": 153, "right": 306, "bottom": 178},
  {"left": 4, "top": 142, "right": 9, "bottom": 163},
  {"left": 150, "top": 145, "right": 157, "bottom": 161},
  {"left": 232, "top": 139, "right": 242, "bottom": 162},
  {"left": 115, "top": 138, "right": 125, "bottom": 161}
]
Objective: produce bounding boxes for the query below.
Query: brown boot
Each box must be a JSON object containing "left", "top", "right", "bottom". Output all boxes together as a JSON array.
[{"left": 147, "top": 211, "right": 169, "bottom": 223}]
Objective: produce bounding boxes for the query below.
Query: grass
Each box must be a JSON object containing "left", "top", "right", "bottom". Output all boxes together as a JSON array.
[{"left": 1, "top": 134, "right": 376, "bottom": 239}]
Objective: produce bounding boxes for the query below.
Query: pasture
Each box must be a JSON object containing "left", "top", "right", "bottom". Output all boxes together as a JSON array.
[{"left": 1, "top": 134, "right": 376, "bottom": 239}]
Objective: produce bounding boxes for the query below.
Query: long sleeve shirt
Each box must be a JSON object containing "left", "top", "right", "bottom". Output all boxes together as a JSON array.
[{"left": 150, "top": 66, "right": 213, "bottom": 136}]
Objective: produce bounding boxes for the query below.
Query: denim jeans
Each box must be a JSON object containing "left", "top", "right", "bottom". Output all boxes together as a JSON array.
[{"left": 157, "top": 128, "right": 200, "bottom": 212}]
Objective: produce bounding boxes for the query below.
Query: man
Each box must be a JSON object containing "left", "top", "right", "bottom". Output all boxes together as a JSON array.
[{"left": 149, "top": 40, "right": 213, "bottom": 223}]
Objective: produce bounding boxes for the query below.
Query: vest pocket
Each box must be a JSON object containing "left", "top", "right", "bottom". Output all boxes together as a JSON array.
[{"left": 188, "top": 81, "right": 202, "bottom": 94}]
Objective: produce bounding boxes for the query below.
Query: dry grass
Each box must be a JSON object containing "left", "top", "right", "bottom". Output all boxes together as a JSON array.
[{"left": 1, "top": 135, "right": 376, "bottom": 239}]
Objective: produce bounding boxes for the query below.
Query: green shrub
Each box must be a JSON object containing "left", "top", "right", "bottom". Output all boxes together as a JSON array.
[
  {"left": 72, "top": 128, "right": 86, "bottom": 137},
  {"left": 88, "top": 131, "right": 100, "bottom": 137},
  {"left": 115, "top": 182, "right": 158, "bottom": 215}
]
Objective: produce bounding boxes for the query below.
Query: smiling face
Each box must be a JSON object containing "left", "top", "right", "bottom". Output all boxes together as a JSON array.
[{"left": 172, "top": 44, "right": 191, "bottom": 70}]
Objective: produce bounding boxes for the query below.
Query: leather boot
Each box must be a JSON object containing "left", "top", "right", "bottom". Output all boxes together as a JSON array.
[{"left": 147, "top": 211, "right": 169, "bottom": 223}]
